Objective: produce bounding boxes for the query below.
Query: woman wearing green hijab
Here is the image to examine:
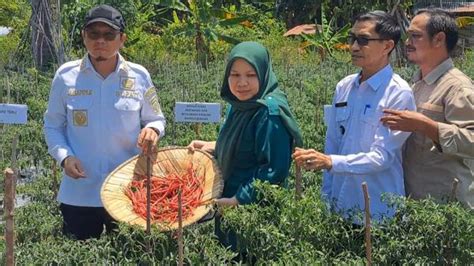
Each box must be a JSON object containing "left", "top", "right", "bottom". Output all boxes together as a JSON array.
[{"left": 188, "top": 41, "right": 302, "bottom": 251}]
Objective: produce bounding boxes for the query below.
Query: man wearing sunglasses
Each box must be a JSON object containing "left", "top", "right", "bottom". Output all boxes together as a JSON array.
[
  {"left": 293, "top": 11, "right": 416, "bottom": 222},
  {"left": 381, "top": 8, "right": 473, "bottom": 209},
  {"left": 43, "top": 4, "right": 166, "bottom": 239}
]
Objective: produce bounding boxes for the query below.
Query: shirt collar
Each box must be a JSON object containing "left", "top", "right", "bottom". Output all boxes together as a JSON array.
[
  {"left": 79, "top": 53, "right": 130, "bottom": 75},
  {"left": 356, "top": 64, "right": 393, "bottom": 91},
  {"left": 412, "top": 58, "right": 454, "bottom": 85}
]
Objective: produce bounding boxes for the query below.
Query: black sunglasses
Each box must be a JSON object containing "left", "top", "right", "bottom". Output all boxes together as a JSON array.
[
  {"left": 348, "top": 35, "right": 388, "bottom": 46},
  {"left": 85, "top": 29, "right": 121, "bottom": 41}
]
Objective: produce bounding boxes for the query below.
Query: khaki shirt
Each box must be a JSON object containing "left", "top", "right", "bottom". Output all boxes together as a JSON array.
[{"left": 404, "top": 58, "right": 474, "bottom": 209}]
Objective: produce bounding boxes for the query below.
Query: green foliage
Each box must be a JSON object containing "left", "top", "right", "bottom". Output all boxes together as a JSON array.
[
  {"left": 371, "top": 198, "right": 474, "bottom": 263},
  {"left": 0, "top": 0, "right": 30, "bottom": 68},
  {"left": 276, "top": 0, "right": 321, "bottom": 27},
  {"left": 0, "top": 70, "right": 52, "bottom": 175},
  {"left": 457, "top": 16, "right": 474, "bottom": 28},
  {"left": 1, "top": 2, "right": 474, "bottom": 263},
  {"left": 0, "top": 35, "right": 19, "bottom": 68},
  {"left": 158, "top": 0, "right": 251, "bottom": 67},
  {"left": 2, "top": 173, "right": 235, "bottom": 264},
  {"left": 0, "top": 0, "right": 30, "bottom": 28},
  {"left": 222, "top": 180, "right": 474, "bottom": 264},
  {"left": 301, "top": 5, "right": 351, "bottom": 60},
  {"left": 2, "top": 51, "right": 473, "bottom": 263}
]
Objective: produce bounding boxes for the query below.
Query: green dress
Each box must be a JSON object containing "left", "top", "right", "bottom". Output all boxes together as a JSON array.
[{"left": 214, "top": 41, "right": 303, "bottom": 251}]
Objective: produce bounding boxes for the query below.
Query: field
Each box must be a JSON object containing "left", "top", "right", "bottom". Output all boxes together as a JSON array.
[{"left": 1, "top": 1, "right": 473, "bottom": 264}]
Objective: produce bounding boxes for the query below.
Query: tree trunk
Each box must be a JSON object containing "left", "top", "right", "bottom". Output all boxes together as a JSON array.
[{"left": 30, "top": 0, "right": 65, "bottom": 70}]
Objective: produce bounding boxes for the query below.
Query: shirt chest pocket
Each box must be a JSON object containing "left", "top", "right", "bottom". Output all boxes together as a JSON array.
[
  {"left": 66, "top": 95, "right": 94, "bottom": 110},
  {"left": 114, "top": 97, "right": 141, "bottom": 112},
  {"left": 360, "top": 110, "right": 379, "bottom": 150},
  {"left": 335, "top": 107, "right": 350, "bottom": 139},
  {"left": 419, "top": 103, "right": 444, "bottom": 122},
  {"left": 66, "top": 96, "right": 94, "bottom": 127}
]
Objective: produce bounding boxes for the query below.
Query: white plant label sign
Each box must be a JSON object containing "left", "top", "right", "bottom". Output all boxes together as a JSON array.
[
  {"left": 174, "top": 102, "right": 221, "bottom": 123},
  {"left": 0, "top": 104, "right": 28, "bottom": 124}
]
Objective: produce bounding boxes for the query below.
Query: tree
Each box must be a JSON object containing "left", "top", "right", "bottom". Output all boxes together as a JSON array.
[
  {"left": 276, "top": 0, "right": 320, "bottom": 28},
  {"left": 30, "top": 0, "right": 65, "bottom": 70},
  {"left": 159, "top": 0, "right": 249, "bottom": 67}
]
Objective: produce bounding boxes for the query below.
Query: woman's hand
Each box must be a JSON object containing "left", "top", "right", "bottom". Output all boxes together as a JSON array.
[
  {"left": 215, "top": 196, "right": 239, "bottom": 207},
  {"left": 187, "top": 140, "right": 216, "bottom": 154}
]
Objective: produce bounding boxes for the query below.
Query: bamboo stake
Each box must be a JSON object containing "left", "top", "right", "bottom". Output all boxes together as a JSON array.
[
  {"left": 362, "top": 182, "right": 372, "bottom": 266},
  {"left": 4, "top": 168, "right": 16, "bottom": 266},
  {"left": 177, "top": 189, "right": 184, "bottom": 266}
]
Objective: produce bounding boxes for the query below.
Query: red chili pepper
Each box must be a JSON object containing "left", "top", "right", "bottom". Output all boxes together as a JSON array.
[{"left": 125, "top": 165, "right": 206, "bottom": 224}]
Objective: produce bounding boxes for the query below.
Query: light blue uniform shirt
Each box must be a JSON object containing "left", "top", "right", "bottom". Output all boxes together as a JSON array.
[
  {"left": 44, "top": 54, "right": 166, "bottom": 207},
  {"left": 322, "top": 64, "right": 416, "bottom": 221}
]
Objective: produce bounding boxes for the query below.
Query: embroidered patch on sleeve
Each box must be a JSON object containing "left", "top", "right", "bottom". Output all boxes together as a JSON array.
[{"left": 145, "top": 87, "right": 162, "bottom": 114}]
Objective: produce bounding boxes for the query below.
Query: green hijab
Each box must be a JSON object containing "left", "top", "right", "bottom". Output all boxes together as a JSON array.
[{"left": 215, "top": 41, "right": 303, "bottom": 179}]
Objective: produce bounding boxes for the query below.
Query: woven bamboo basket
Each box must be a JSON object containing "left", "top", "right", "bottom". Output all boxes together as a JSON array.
[{"left": 100, "top": 146, "right": 223, "bottom": 231}]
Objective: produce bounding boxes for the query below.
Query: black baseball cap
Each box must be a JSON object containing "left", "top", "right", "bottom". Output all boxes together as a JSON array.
[{"left": 84, "top": 5, "right": 125, "bottom": 32}]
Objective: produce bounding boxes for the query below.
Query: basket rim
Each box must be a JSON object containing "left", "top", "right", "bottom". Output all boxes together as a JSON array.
[{"left": 100, "top": 145, "right": 223, "bottom": 230}]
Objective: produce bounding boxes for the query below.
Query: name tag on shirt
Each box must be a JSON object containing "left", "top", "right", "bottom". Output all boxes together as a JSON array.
[
  {"left": 68, "top": 88, "right": 92, "bottom": 96},
  {"left": 116, "top": 90, "right": 141, "bottom": 99}
]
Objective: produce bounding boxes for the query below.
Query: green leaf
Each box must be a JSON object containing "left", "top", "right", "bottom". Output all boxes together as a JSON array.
[
  {"left": 203, "top": 28, "right": 218, "bottom": 42},
  {"left": 456, "top": 16, "right": 474, "bottom": 28},
  {"left": 157, "top": 0, "right": 189, "bottom": 12},
  {"left": 218, "top": 17, "right": 249, "bottom": 27},
  {"left": 172, "top": 10, "right": 180, "bottom": 24},
  {"left": 217, "top": 34, "right": 240, "bottom": 45}
]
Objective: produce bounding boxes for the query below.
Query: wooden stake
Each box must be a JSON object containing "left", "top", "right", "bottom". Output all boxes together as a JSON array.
[
  {"left": 445, "top": 178, "right": 459, "bottom": 265},
  {"left": 449, "top": 178, "right": 459, "bottom": 202},
  {"left": 295, "top": 164, "right": 302, "bottom": 200},
  {"left": 362, "top": 182, "right": 372, "bottom": 266},
  {"left": 51, "top": 157, "right": 58, "bottom": 199},
  {"left": 193, "top": 123, "right": 201, "bottom": 139},
  {"left": 177, "top": 189, "right": 184, "bottom": 266},
  {"left": 145, "top": 141, "right": 152, "bottom": 253},
  {"left": 4, "top": 168, "right": 16, "bottom": 266}
]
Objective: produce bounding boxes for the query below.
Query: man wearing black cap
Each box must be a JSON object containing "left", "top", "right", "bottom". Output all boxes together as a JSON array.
[{"left": 43, "top": 5, "right": 166, "bottom": 239}]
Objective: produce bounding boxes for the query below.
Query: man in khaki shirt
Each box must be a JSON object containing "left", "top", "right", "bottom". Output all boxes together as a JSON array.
[{"left": 381, "top": 8, "right": 474, "bottom": 209}]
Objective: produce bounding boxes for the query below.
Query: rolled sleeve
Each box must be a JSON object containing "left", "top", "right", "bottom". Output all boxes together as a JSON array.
[
  {"left": 436, "top": 87, "right": 474, "bottom": 158},
  {"left": 329, "top": 154, "right": 348, "bottom": 173}
]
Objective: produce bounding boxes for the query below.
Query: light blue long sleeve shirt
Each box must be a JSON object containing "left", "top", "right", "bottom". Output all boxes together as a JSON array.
[
  {"left": 44, "top": 54, "right": 166, "bottom": 207},
  {"left": 322, "top": 64, "right": 416, "bottom": 222}
]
